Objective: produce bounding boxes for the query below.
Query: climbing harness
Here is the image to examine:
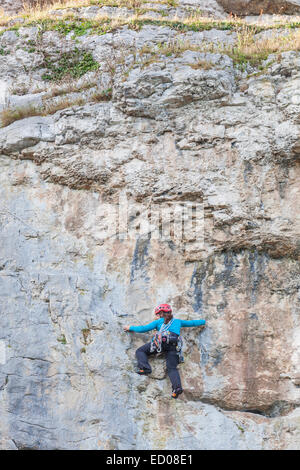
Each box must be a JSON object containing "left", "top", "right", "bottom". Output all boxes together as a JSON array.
[
  {"left": 150, "top": 319, "right": 174, "bottom": 353},
  {"left": 150, "top": 319, "right": 184, "bottom": 362}
]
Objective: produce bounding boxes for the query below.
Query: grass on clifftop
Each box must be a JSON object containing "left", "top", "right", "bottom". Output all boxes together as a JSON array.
[
  {"left": 0, "top": 0, "right": 178, "bottom": 27},
  {"left": 1, "top": 12, "right": 251, "bottom": 36},
  {"left": 20, "top": 15, "right": 253, "bottom": 37},
  {"left": 1, "top": 0, "right": 300, "bottom": 32}
]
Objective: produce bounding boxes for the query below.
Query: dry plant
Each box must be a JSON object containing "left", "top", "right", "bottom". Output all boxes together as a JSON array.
[
  {"left": 0, "top": 0, "right": 299, "bottom": 34},
  {"left": 0, "top": 105, "right": 41, "bottom": 127},
  {"left": 20, "top": 0, "right": 84, "bottom": 21},
  {"left": 90, "top": 87, "right": 112, "bottom": 101},
  {"left": 18, "top": 0, "right": 152, "bottom": 21},
  {"left": 0, "top": 96, "right": 84, "bottom": 126},
  {"left": 43, "top": 94, "right": 85, "bottom": 111},
  {"left": 137, "top": 26, "right": 300, "bottom": 69},
  {"left": 0, "top": 1, "right": 79, "bottom": 26},
  {"left": 0, "top": 7, "right": 12, "bottom": 26},
  {"left": 0, "top": 0, "right": 294, "bottom": 28},
  {"left": 21, "top": 0, "right": 90, "bottom": 15},
  {"left": 159, "top": 38, "right": 196, "bottom": 56},
  {"left": 188, "top": 58, "right": 214, "bottom": 70},
  {"left": 0, "top": 0, "right": 299, "bottom": 79},
  {"left": 224, "top": 24, "right": 300, "bottom": 66},
  {"left": 93, "top": 13, "right": 125, "bottom": 30},
  {"left": 140, "top": 38, "right": 197, "bottom": 57},
  {"left": 20, "top": 75, "right": 98, "bottom": 98},
  {"left": 126, "top": 0, "right": 142, "bottom": 8},
  {"left": 47, "top": 76, "right": 98, "bottom": 97},
  {"left": 0, "top": 83, "right": 113, "bottom": 127}
]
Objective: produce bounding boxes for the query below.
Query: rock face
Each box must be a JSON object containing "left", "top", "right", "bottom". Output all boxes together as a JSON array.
[
  {"left": 217, "top": 0, "right": 300, "bottom": 15},
  {"left": 0, "top": 0, "right": 24, "bottom": 15},
  {"left": 0, "top": 5, "right": 300, "bottom": 450}
]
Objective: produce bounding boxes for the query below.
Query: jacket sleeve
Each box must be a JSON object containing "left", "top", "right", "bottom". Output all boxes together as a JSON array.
[
  {"left": 180, "top": 319, "right": 206, "bottom": 328},
  {"left": 129, "top": 320, "right": 160, "bottom": 333}
]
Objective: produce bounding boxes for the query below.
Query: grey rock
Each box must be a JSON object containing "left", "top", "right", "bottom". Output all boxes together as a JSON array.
[
  {"left": 0, "top": 116, "right": 55, "bottom": 153},
  {"left": 7, "top": 93, "right": 45, "bottom": 110},
  {"left": 18, "top": 27, "right": 39, "bottom": 41},
  {"left": 0, "top": 31, "right": 18, "bottom": 45}
]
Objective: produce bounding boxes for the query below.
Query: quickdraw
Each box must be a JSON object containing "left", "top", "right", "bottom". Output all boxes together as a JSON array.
[{"left": 150, "top": 332, "right": 166, "bottom": 353}]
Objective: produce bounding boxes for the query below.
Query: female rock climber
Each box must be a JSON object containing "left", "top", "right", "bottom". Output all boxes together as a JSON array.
[{"left": 123, "top": 304, "right": 206, "bottom": 399}]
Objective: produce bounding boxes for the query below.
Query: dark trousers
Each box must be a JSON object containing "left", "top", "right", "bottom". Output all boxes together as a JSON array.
[{"left": 136, "top": 342, "right": 182, "bottom": 391}]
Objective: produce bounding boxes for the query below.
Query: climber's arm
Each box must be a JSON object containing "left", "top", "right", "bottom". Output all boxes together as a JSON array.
[
  {"left": 127, "top": 320, "right": 160, "bottom": 333},
  {"left": 180, "top": 319, "right": 206, "bottom": 328}
]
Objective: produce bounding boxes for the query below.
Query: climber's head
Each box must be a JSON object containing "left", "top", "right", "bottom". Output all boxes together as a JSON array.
[{"left": 155, "top": 304, "right": 173, "bottom": 322}]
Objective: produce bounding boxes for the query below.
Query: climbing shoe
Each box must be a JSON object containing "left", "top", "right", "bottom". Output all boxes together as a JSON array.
[
  {"left": 171, "top": 388, "right": 183, "bottom": 399},
  {"left": 137, "top": 369, "right": 151, "bottom": 375}
]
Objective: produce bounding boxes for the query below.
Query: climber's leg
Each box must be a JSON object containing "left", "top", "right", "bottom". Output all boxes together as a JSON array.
[
  {"left": 165, "top": 348, "right": 182, "bottom": 393},
  {"left": 135, "top": 342, "right": 153, "bottom": 374}
]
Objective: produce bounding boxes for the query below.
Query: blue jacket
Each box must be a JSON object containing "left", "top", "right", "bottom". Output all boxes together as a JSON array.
[{"left": 129, "top": 317, "right": 205, "bottom": 336}]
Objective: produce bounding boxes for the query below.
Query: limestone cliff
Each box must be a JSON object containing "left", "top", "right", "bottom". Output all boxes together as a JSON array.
[{"left": 0, "top": 0, "right": 299, "bottom": 450}]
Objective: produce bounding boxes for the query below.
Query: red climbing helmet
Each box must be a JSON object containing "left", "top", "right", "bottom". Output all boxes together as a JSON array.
[{"left": 155, "top": 304, "right": 172, "bottom": 315}]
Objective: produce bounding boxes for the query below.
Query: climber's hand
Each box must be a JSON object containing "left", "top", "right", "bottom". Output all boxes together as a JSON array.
[{"left": 123, "top": 325, "right": 130, "bottom": 332}]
